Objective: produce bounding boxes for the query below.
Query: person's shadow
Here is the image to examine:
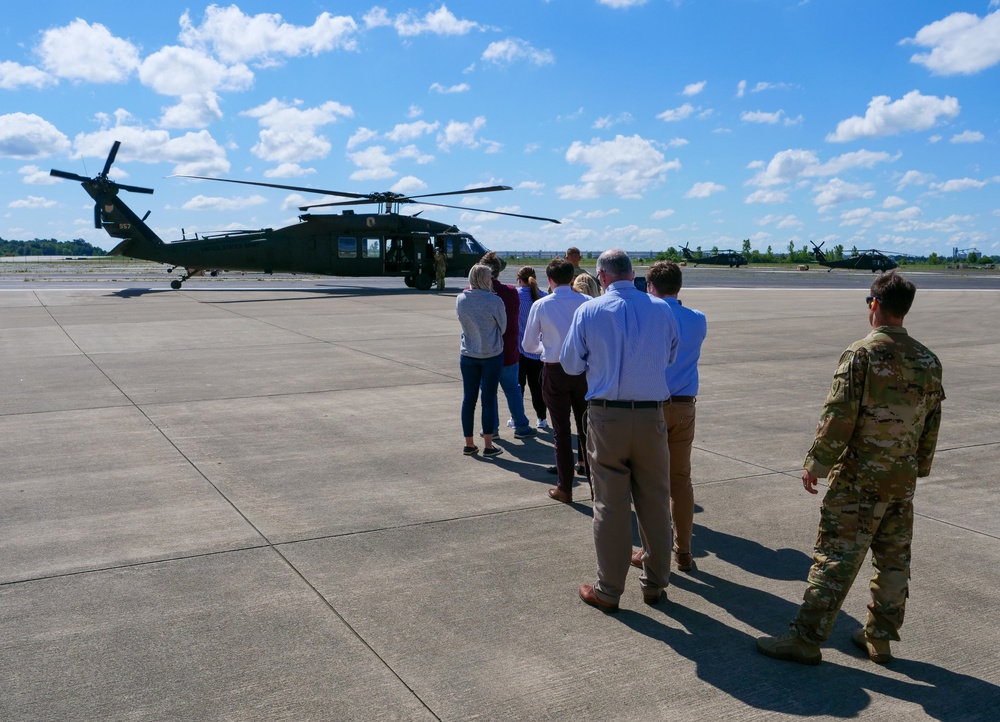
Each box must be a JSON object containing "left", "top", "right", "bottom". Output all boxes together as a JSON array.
[{"left": 615, "top": 572, "right": 1000, "bottom": 719}]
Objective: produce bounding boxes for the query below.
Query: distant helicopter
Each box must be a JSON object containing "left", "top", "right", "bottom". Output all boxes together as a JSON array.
[
  {"left": 681, "top": 244, "right": 748, "bottom": 267},
  {"left": 810, "top": 242, "right": 897, "bottom": 273},
  {"left": 50, "top": 141, "right": 559, "bottom": 290}
]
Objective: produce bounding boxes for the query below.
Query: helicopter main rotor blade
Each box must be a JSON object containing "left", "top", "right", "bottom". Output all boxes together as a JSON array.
[
  {"left": 49, "top": 169, "right": 91, "bottom": 183},
  {"left": 410, "top": 200, "right": 560, "bottom": 224},
  {"left": 172, "top": 175, "right": 368, "bottom": 200},
  {"left": 405, "top": 185, "right": 512, "bottom": 200},
  {"left": 116, "top": 183, "right": 155, "bottom": 194},
  {"left": 101, "top": 141, "right": 121, "bottom": 177},
  {"left": 299, "top": 198, "right": 380, "bottom": 211}
]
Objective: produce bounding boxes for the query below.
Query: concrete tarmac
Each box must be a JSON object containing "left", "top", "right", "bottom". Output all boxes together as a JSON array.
[{"left": 2, "top": 271, "right": 999, "bottom": 721}]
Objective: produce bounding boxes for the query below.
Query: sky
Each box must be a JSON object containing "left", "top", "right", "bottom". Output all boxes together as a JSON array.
[{"left": 2, "top": 1, "right": 999, "bottom": 256}]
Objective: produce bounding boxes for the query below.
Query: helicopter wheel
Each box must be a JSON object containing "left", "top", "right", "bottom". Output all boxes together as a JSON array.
[
  {"left": 170, "top": 280, "right": 182, "bottom": 290},
  {"left": 414, "top": 273, "right": 433, "bottom": 291},
  {"left": 404, "top": 275, "right": 415, "bottom": 288}
]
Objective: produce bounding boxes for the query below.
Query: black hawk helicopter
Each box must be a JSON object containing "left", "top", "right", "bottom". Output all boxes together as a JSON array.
[
  {"left": 681, "top": 244, "right": 748, "bottom": 267},
  {"left": 810, "top": 242, "right": 897, "bottom": 273},
  {"left": 50, "top": 141, "right": 559, "bottom": 290}
]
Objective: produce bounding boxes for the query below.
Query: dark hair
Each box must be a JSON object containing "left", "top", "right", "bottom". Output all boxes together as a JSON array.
[
  {"left": 566, "top": 247, "right": 581, "bottom": 258},
  {"left": 870, "top": 270, "right": 916, "bottom": 318},
  {"left": 480, "top": 251, "right": 503, "bottom": 278},
  {"left": 517, "top": 266, "right": 541, "bottom": 302},
  {"left": 645, "top": 260, "right": 682, "bottom": 296},
  {"left": 546, "top": 257, "right": 575, "bottom": 285}
]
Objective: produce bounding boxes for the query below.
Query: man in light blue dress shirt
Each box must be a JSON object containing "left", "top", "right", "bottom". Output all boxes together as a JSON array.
[
  {"left": 631, "top": 260, "right": 707, "bottom": 574},
  {"left": 561, "top": 249, "right": 679, "bottom": 611}
]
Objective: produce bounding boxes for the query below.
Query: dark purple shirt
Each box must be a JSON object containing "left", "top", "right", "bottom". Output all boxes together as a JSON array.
[{"left": 492, "top": 278, "right": 521, "bottom": 366}]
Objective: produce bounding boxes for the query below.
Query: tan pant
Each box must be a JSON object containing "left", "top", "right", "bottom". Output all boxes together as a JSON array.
[
  {"left": 665, "top": 400, "right": 696, "bottom": 553},
  {"left": 588, "top": 404, "right": 672, "bottom": 603}
]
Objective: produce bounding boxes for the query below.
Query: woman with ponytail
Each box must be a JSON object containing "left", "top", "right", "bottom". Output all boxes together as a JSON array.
[{"left": 515, "top": 266, "right": 549, "bottom": 429}]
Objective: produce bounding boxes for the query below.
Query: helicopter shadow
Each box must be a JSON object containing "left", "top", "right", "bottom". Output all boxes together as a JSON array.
[
  {"left": 106, "top": 284, "right": 456, "bottom": 301},
  {"left": 616, "top": 573, "right": 1000, "bottom": 720}
]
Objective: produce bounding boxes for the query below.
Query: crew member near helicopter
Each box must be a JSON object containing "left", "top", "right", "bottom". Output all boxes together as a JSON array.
[{"left": 435, "top": 247, "right": 447, "bottom": 291}]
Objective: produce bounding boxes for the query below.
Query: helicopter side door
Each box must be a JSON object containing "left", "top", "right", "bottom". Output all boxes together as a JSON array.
[{"left": 334, "top": 235, "right": 383, "bottom": 277}]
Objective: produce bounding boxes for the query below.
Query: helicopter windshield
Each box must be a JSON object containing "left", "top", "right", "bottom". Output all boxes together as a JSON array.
[{"left": 458, "top": 234, "right": 486, "bottom": 256}]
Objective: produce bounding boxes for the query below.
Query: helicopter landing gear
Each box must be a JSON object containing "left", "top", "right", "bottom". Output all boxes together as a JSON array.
[
  {"left": 170, "top": 279, "right": 182, "bottom": 290},
  {"left": 413, "top": 273, "right": 433, "bottom": 291},
  {"left": 404, "top": 275, "right": 415, "bottom": 288},
  {"left": 169, "top": 267, "right": 203, "bottom": 289}
]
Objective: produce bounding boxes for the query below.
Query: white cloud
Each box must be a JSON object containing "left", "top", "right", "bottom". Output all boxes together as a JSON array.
[
  {"left": 242, "top": 99, "right": 354, "bottom": 164},
  {"left": 777, "top": 215, "right": 804, "bottom": 229},
  {"left": 140, "top": 47, "right": 254, "bottom": 97},
  {"left": 18, "top": 165, "right": 59, "bottom": 185},
  {"left": 950, "top": 130, "right": 984, "bottom": 143},
  {"left": 37, "top": 19, "right": 140, "bottom": 83},
  {"left": 558, "top": 135, "right": 681, "bottom": 200},
  {"left": 684, "top": 182, "right": 725, "bottom": 199},
  {"left": 826, "top": 90, "right": 960, "bottom": 142},
  {"left": 182, "top": 194, "right": 268, "bottom": 211},
  {"left": 390, "top": 176, "right": 428, "bottom": 195},
  {"left": 752, "top": 81, "right": 793, "bottom": 93},
  {"left": 930, "top": 177, "right": 989, "bottom": 192},
  {"left": 741, "top": 110, "right": 783, "bottom": 124},
  {"left": 347, "top": 144, "right": 434, "bottom": 182},
  {"left": 392, "top": 6, "right": 483, "bottom": 37},
  {"left": 516, "top": 181, "right": 545, "bottom": 195},
  {"left": 736, "top": 80, "right": 746, "bottom": 98},
  {"left": 9, "top": 195, "right": 57, "bottom": 209},
  {"left": 437, "top": 117, "right": 487, "bottom": 151},
  {"left": 347, "top": 127, "right": 379, "bottom": 150},
  {"left": 902, "top": 10, "right": 1000, "bottom": 75},
  {"left": 652, "top": 209, "right": 676, "bottom": 220},
  {"left": 430, "top": 82, "right": 470, "bottom": 94},
  {"left": 263, "top": 163, "right": 316, "bottom": 179},
  {"left": 683, "top": 81, "right": 707, "bottom": 96},
  {"left": 386, "top": 120, "right": 440, "bottom": 143},
  {"left": 158, "top": 93, "right": 224, "bottom": 129},
  {"left": 482, "top": 39, "right": 554, "bottom": 66},
  {"left": 666, "top": 138, "right": 689, "bottom": 148},
  {"left": 883, "top": 196, "right": 907, "bottom": 208},
  {"left": 593, "top": 113, "right": 634, "bottom": 130},
  {"left": 0, "top": 113, "right": 71, "bottom": 159},
  {"left": 747, "top": 148, "right": 895, "bottom": 188},
  {"left": 896, "top": 170, "right": 933, "bottom": 190},
  {"left": 744, "top": 189, "right": 789, "bottom": 204},
  {"left": 656, "top": 104, "right": 696, "bottom": 122},
  {"left": 0, "top": 61, "right": 56, "bottom": 90},
  {"left": 813, "top": 178, "right": 875, "bottom": 211},
  {"left": 71, "top": 126, "right": 231, "bottom": 176},
  {"left": 178, "top": 6, "right": 358, "bottom": 65}
]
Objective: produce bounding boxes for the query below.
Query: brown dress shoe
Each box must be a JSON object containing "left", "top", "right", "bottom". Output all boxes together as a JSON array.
[
  {"left": 548, "top": 487, "right": 572, "bottom": 503},
  {"left": 630, "top": 549, "right": 644, "bottom": 568},
  {"left": 674, "top": 549, "right": 694, "bottom": 572},
  {"left": 578, "top": 584, "right": 619, "bottom": 613},
  {"left": 642, "top": 588, "right": 664, "bottom": 605}
]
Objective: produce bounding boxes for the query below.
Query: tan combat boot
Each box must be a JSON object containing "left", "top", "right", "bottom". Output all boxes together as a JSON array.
[
  {"left": 852, "top": 628, "right": 892, "bottom": 664},
  {"left": 756, "top": 633, "right": 822, "bottom": 665}
]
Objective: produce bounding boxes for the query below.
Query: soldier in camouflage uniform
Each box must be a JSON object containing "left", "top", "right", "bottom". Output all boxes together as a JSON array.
[
  {"left": 434, "top": 248, "right": 448, "bottom": 291},
  {"left": 757, "top": 271, "right": 944, "bottom": 665}
]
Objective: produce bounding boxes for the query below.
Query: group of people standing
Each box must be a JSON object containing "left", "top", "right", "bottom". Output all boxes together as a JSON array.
[{"left": 456, "top": 247, "right": 944, "bottom": 668}]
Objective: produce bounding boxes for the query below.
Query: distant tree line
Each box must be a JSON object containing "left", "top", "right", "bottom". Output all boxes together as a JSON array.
[
  {"left": 0, "top": 238, "right": 107, "bottom": 256},
  {"left": 654, "top": 239, "right": 992, "bottom": 265}
]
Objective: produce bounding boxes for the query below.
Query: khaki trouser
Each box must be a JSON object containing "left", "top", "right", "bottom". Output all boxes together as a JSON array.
[
  {"left": 588, "top": 404, "right": 672, "bottom": 603},
  {"left": 665, "top": 399, "right": 696, "bottom": 553}
]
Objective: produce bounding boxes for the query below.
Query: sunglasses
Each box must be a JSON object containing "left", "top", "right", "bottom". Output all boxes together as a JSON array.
[{"left": 865, "top": 295, "right": 880, "bottom": 308}]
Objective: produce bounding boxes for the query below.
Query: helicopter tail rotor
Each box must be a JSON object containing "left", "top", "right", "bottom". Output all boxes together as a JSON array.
[{"left": 50, "top": 141, "right": 154, "bottom": 228}]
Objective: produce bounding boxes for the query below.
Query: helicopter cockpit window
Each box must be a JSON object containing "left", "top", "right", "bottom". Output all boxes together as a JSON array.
[
  {"left": 459, "top": 236, "right": 485, "bottom": 255},
  {"left": 362, "top": 237, "right": 381, "bottom": 258},
  {"left": 338, "top": 237, "right": 358, "bottom": 258}
]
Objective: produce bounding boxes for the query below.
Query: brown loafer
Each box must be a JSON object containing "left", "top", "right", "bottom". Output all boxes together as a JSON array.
[
  {"left": 674, "top": 549, "right": 694, "bottom": 572},
  {"left": 642, "top": 588, "right": 665, "bottom": 605},
  {"left": 548, "top": 487, "right": 572, "bottom": 504},
  {"left": 578, "top": 584, "right": 619, "bottom": 613},
  {"left": 630, "top": 549, "right": 644, "bottom": 568}
]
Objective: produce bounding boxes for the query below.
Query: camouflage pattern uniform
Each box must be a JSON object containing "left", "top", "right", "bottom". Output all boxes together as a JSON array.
[
  {"left": 435, "top": 250, "right": 447, "bottom": 291},
  {"left": 791, "top": 325, "right": 944, "bottom": 645}
]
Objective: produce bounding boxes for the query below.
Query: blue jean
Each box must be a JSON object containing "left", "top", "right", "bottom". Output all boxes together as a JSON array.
[
  {"left": 492, "top": 362, "right": 530, "bottom": 434},
  {"left": 460, "top": 353, "right": 503, "bottom": 438}
]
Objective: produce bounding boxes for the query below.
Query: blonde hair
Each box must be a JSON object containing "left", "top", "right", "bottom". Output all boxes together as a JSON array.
[
  {"left": 573, "top": 272, "right": 602, "bottom": 297},
  {"left": 468, "top": 264, "right": 494, "bottom": 292}
]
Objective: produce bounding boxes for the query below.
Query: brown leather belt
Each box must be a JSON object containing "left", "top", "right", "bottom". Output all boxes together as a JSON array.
[
  {"left": 544, "top": 362, "right": 561, "bottom": 366},
  {"left": 667, "top": 395, "right": 696, "bottom": 403},
  {"left": 589, "top": 399, "right": 662, "bottom": 409}
]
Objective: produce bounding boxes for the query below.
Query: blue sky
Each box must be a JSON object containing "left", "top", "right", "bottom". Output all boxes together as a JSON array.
[{"left": 2, "top": 1, "right": 998, "bottom": 256}]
